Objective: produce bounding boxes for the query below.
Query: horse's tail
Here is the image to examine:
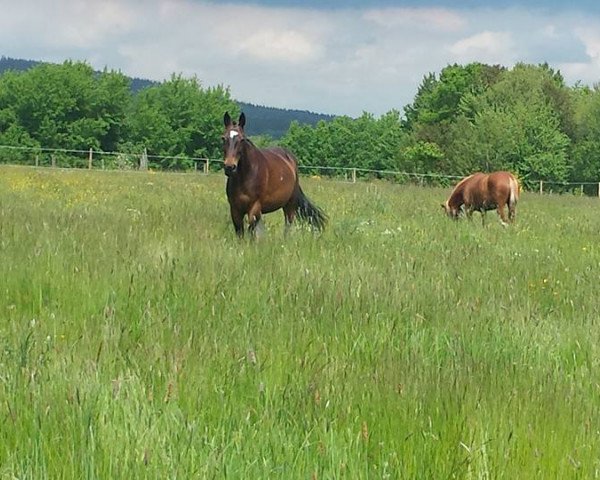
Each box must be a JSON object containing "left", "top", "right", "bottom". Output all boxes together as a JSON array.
[
  {"left": 508, "top": 174, "right": 520, "bottom": 207},
  {"left": 296, "top": 187, "right": 327, "bottom": 231}
]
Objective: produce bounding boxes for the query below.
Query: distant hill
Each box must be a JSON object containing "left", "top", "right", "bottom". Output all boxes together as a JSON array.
[
  {"left": 0, "top": 56, "right": 334, "bottom": 138},
  {"left": 236, "top": 102, "right": 334, "bottom": 138},
  {"left": 0, "top": 56, "right": 39, "bottom": 72}
]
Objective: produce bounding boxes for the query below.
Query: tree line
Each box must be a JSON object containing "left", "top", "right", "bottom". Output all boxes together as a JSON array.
[
  {"left": 0, "top": 56, "right": 334, "bottom": 141},
  {"left": 1, "top": 60, "right": 599, "bottom": 186},
  {"left": 281, "top": 62, "right": 600, "bottom": 188},
  {"left": 0, "top": 60, "right": 239, "bottom": 170}
]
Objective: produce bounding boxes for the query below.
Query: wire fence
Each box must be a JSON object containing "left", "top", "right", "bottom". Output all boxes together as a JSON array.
[
  {"left": 0, "top": 144, "right": 212, "bottom": 172},
  {"left": 0, "top": 144, "right": 599, "bottom": 196}
]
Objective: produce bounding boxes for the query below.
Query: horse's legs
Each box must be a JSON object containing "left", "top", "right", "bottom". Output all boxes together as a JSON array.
[
  {"left": 230, "top": 206, "right": 244, "bottom": 238},
  {"left": 465, "top": 207, "right": 474, "bottom": 221},
  {"left": 497, "top": 203, "right": 509, "bottom": 226},
  {"left": 481, "top": 209, "right": 486, "bottom": 226},
  {"left": 247, "top": 202, "right": 262, "bottom": 237},
  {"left": 508, "top": 203, "right": 516, "bottom": 223},
  {"left": 283, "top": 203, "right": 296, "bottom": 236}
]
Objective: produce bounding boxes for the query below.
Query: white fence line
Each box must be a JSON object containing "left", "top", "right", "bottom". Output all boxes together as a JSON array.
[{"left": 0, "top": 144, "right": 599, "bottom": 194}]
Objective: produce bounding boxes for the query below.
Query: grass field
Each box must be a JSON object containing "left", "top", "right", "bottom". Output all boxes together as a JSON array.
[{"left": 1, "top": 165, "right": 600, "bottom": 478}]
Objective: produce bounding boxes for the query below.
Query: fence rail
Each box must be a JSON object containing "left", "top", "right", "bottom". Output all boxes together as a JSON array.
[{"left": 0, "top": 144, "right": 599, "bottom": 196}]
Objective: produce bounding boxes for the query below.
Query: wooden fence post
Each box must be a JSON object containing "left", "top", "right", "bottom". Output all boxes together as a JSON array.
[
  {"left": 539, "top": 180, "right": 543, "bottom": 195},
  {"left": 598, "top": 182, "right": 600, "bottom": 198},
  {"left": 88, "top": 148, "right": 93, "bottom": 169},
  {"left": 205, "top": 159, "right": 210, "bottom": 175},
  {"left": 35, "top": 155, "right": 39, "bottom": 167},
  {"left": 140, "top": 148, "right": 148, "bottom": 171},
  {"left": 51, "top": 155, "right": 56, "bottom": 168},
  {"left": 352, "top": 168, "right": 357, "bottom": 184}
]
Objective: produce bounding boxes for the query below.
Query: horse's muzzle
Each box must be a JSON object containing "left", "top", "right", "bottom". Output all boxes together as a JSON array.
[{"left": 224, "top": 165, "right": 237, "bottom": 176}]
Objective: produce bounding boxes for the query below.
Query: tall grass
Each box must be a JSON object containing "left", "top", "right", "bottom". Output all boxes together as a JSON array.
[{"left": 1, "top": 165, "right": 600, "bottom": 478}]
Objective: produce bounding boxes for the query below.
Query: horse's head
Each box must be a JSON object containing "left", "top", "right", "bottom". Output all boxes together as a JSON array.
[
  {"left": 222, "top": 112, "right": 247, "bottom": 176},
  {"left": 441, "top": 201, "right": 460, "bottom": 219}
]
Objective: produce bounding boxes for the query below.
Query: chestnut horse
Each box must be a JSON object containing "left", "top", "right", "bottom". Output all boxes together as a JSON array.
[
  {"left": 442, "top": 171, "right": 520, "bottom": 225},
  {"left": 222, "top": 112, "right": 327, "bottom": 237}
]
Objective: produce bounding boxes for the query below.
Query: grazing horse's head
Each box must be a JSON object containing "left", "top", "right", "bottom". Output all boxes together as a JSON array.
[
  {"left": 441, "top": 201, "right": 460, "bottom": 219},
  {"left": 222, "top": 112, "right": 246, "bottom": 176}
]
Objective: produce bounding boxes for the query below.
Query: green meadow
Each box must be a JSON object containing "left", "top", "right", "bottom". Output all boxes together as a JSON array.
[{"left": 1, "top": 165, "right": 600, "bottom": 478}]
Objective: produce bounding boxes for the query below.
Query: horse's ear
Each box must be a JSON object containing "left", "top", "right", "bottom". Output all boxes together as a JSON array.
[
  {"left": 224, "top": 112, "right": 232, "bottom": 127},
  {"left": 238, "top": 112, "right": 246, "bottom": 129}
]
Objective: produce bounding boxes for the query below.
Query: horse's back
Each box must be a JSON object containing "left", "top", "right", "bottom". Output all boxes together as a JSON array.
[
  {"left": 263, "top": 146, "right": 297, "bottom": 163},
  {"left": 488, "top": 171, "right": 515, "bottom": 185},
  {"left": 460, "top": 172, "right": 486, "bottom": 192},
  {"left": 461, "top": 173, "right": 487, "bottom": 204},
  {"left": 462, "top": 171, "right": 516, "bottom": 208},
  {"left": 487, "top": 171, "right": 518, "bottom": 201}
]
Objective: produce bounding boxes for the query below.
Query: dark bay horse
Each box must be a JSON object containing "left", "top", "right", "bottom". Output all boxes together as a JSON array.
[
  {"left": 442, "top": 171, "right": 520, "bottom": 225},
  {"left": 222, "top": 112, "right": 327, "bottom": 237}
]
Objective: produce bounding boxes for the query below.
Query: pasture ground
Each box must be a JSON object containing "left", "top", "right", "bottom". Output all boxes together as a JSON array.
[{"left": 1, "top": 165, "right": 600, "bottom": 478}]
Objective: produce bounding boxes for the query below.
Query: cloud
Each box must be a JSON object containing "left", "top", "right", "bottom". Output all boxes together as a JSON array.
[
  {"left": 576, "top": 28, "right": 600, "bottom": 60},
  {"left": 518, "top": 24, "right": 588, "bottom": 64},
  {"left": 0, "top": 0, "right": 136, "bottom": 50},
  {"left": 363, "top": 7, "right": 466, "bottom": 32},
  {"left": 0, "top": 1, "right": 599, "bottom": 116},
  {"left": 448, "top": 31, "right": 516, "bottom": 64},
  {"left": 236, "top": 30, "right": 322, "bottom": 62},
  {"left": 558, "top": 26, "right": 600, "bottom": 84}
]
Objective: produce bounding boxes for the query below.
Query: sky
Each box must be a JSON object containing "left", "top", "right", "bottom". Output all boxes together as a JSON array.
[{"left": 1, "top": 0, "right": 600, "bottom": 117}]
